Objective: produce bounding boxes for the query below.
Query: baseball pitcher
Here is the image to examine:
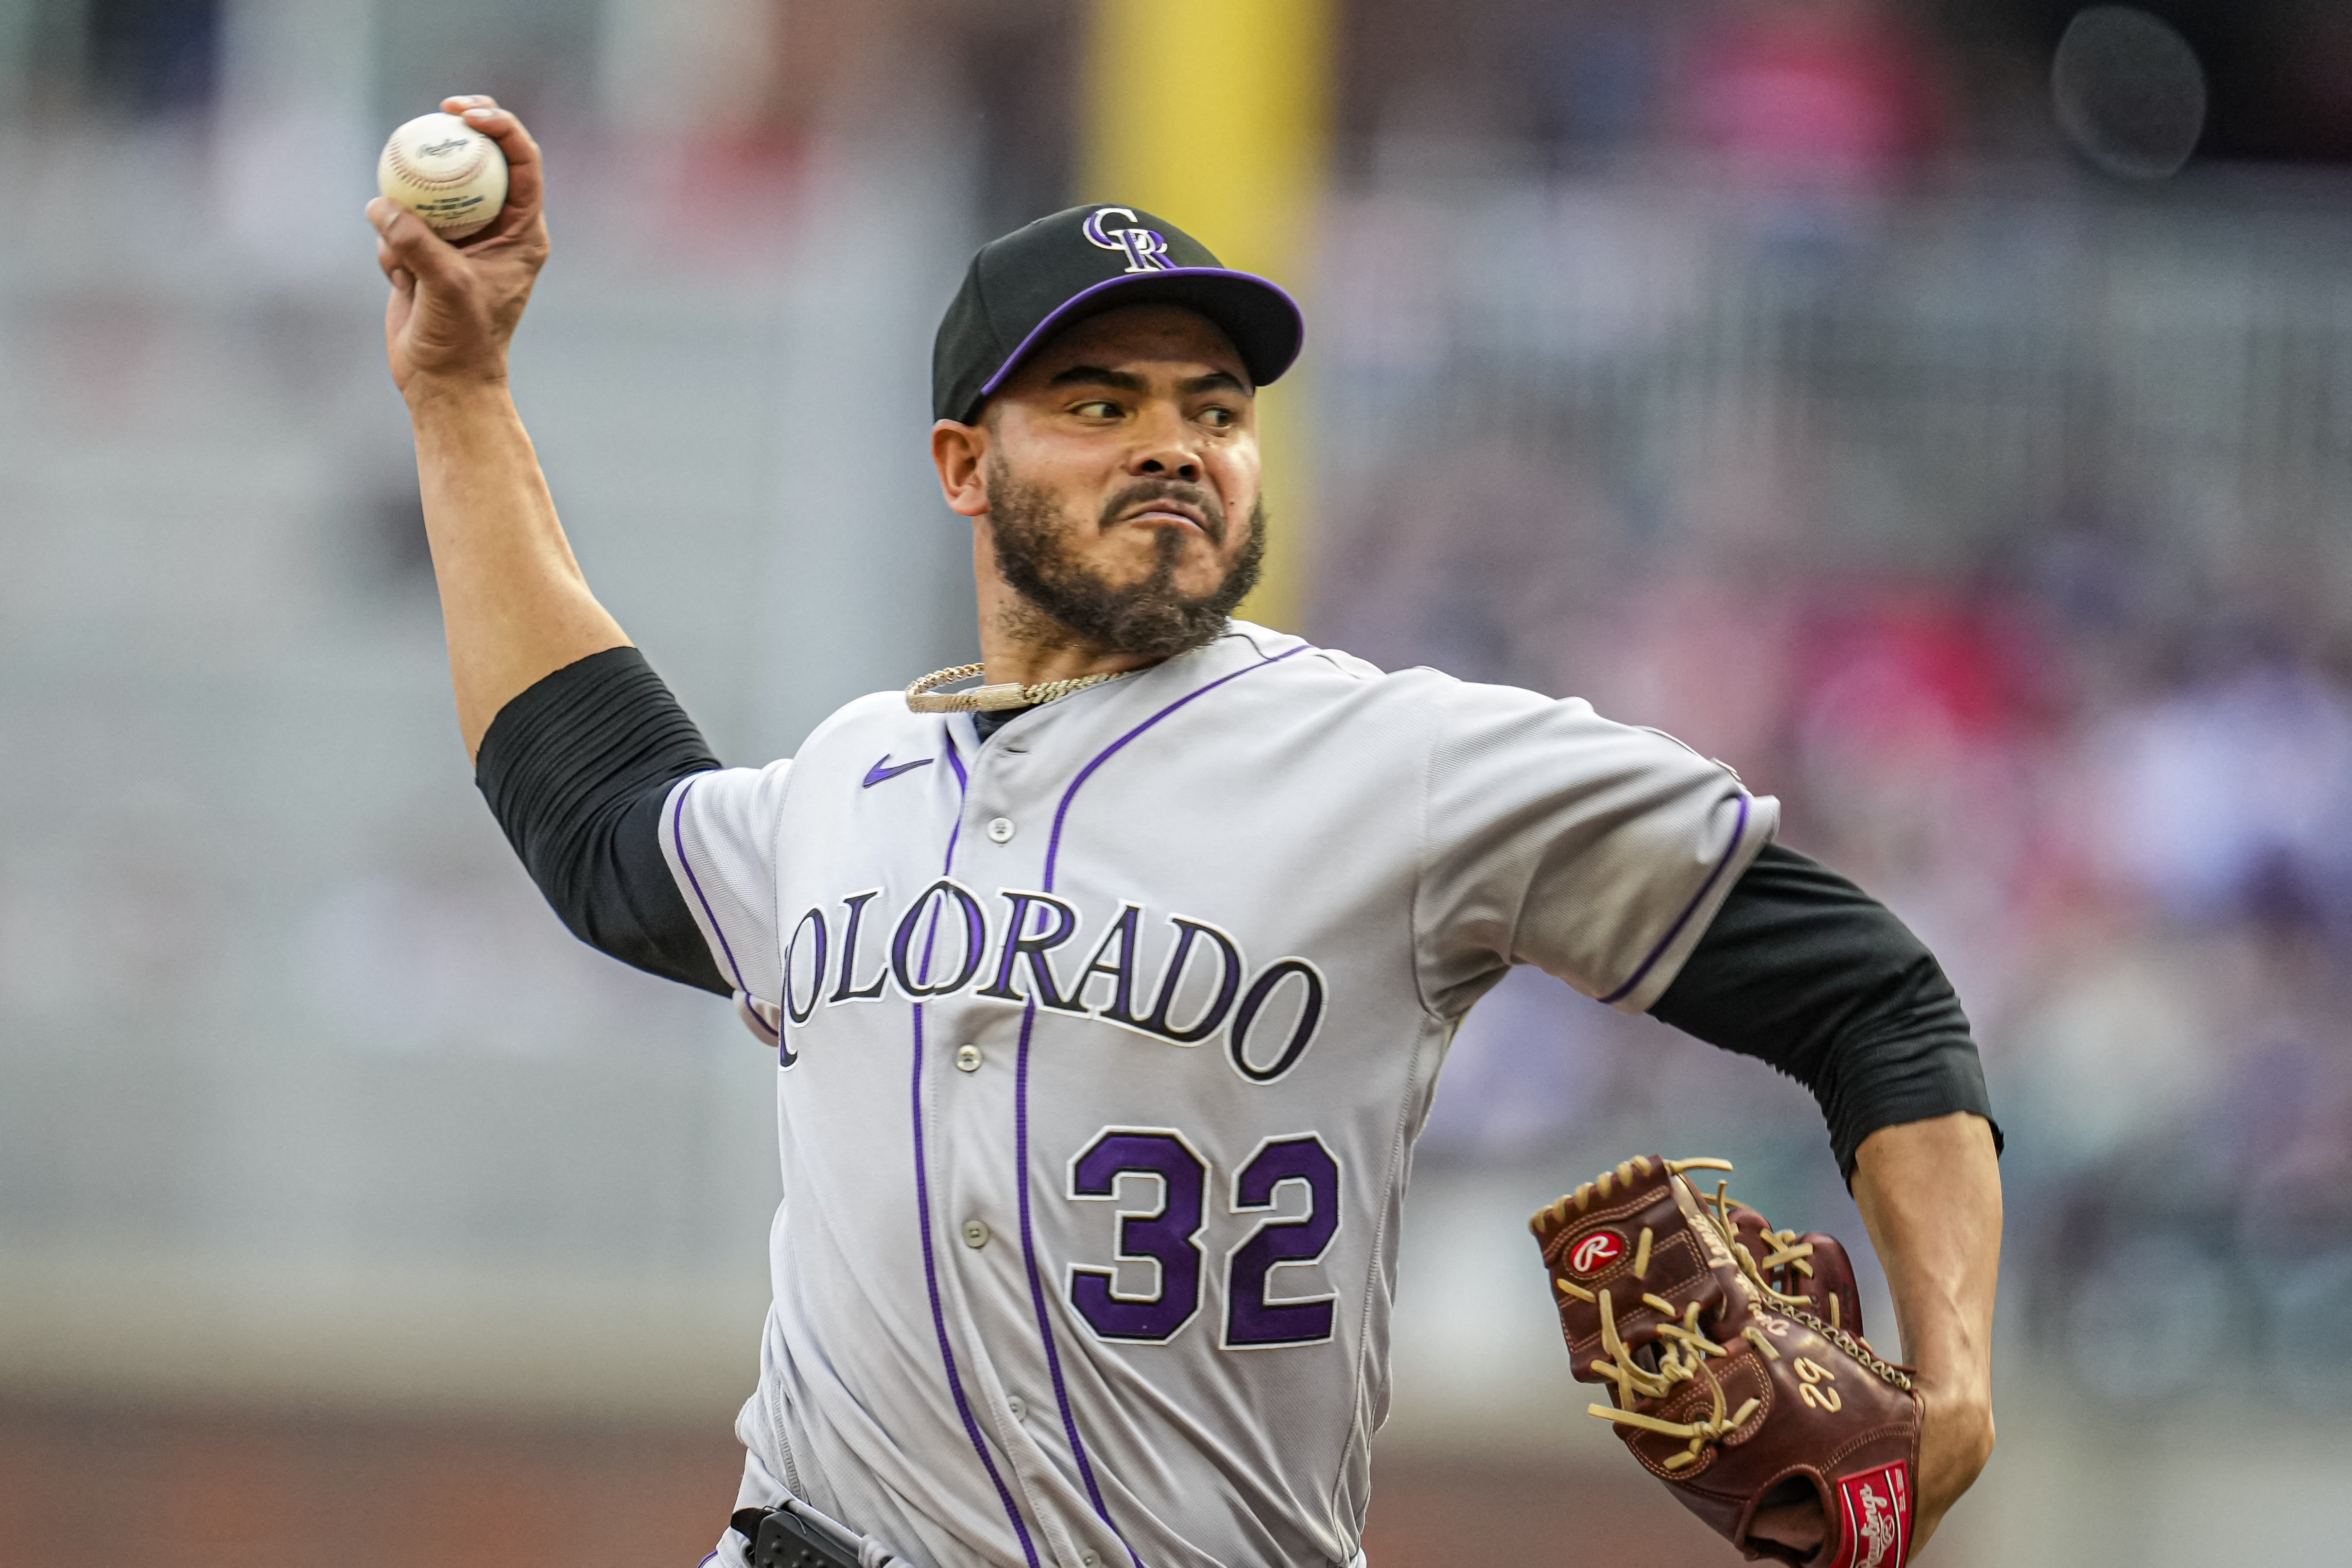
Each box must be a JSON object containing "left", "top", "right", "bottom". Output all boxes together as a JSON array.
[{"left": 368, "top": 96, "right": 2000, "bottom": 1568}]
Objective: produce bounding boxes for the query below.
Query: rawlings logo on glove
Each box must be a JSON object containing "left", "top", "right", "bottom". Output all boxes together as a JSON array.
[{"left": 1530, "top": 1157, "right": 1920, "bottom": 1568}]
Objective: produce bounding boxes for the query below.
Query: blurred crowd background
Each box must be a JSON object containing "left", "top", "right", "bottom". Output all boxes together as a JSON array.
[{"left": 6, "top": 1, "right": 2352, "bottom": 1564}]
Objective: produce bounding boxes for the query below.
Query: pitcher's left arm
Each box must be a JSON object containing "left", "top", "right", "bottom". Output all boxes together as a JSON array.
[{"left": 1649, "top": 844, "right": 2000, "bottom": 1551}]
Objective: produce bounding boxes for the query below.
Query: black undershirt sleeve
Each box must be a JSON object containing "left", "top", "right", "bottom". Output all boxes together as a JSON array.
[
  {"left": 474, "top": 646, "right": 731, "bottom": 996},
  {"left": 1648, "top": 842, "right": 2001, "bottom": 1181}
]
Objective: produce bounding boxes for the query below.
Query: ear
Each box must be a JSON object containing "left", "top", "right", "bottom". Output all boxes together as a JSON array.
[{"left": 932, "top": 419, "right": 990, "bottom": 518}]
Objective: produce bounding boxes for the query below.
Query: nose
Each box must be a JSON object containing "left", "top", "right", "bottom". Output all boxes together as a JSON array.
[
  {"left": 1133, "top": 448, "right": 1201, "bottom": 483},
  {"left": 1128, "top": 406, "right": 1202, "bottom": 483}
]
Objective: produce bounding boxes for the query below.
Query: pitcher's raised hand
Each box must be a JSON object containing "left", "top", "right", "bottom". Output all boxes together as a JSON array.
[{"left": 369, "top": 97, "right": 550, "bottom": 396}]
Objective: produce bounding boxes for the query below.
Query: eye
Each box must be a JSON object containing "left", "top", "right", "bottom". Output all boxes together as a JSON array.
[
  {"left": 1198, "top": 405, "right": 1236, "bottom": 430},
  {"left": 1071, "top": 398, "right": 1123, "bottom": 419}
]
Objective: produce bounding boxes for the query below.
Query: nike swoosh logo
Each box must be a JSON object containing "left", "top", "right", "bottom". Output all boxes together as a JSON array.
[{"left": 862, "top": 755, "right": 934, "bottom": 789}]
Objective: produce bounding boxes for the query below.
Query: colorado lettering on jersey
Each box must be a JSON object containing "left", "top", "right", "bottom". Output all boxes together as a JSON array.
[{"left": 777, "top": 880, "right": 1327, "bottom": 1084}]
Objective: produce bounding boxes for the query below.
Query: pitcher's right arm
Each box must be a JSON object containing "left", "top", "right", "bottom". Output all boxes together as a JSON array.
[
  {"left": 370, "top": 97, "right": 730, "bottom": 998},
  {"left": 370, "top": 95, "right": 626, "bottom": 758}
]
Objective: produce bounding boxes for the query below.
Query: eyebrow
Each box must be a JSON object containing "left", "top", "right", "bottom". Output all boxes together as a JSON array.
[
  {"left": 1047, "top": 365, "right": 1146, "bottom": 393},
  {"left": 1182, "top": 370, "right": 1252, "bottom": 397},
  {"left": 1044, "top": 365, "right": 1255, "bottom": 397}
]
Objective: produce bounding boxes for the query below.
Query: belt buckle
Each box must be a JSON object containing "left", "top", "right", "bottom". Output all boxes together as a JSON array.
[{"left": 731, "top": 1506, "right": 863, "bottom": 1568}]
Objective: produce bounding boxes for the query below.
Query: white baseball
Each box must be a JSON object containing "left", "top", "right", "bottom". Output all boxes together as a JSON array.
[{"left": 377, "top": 112, "right": 509, "bottom": 241}]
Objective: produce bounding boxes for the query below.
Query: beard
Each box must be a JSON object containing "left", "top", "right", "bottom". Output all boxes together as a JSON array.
[{"left": 986, "top": 455, "right": 1266, "bottom": 663}]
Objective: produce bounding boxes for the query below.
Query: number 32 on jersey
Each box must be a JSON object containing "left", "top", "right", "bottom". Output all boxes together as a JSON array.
[{"left": 1065, "top": 1128, "right": 1339, "bottom": 1349}]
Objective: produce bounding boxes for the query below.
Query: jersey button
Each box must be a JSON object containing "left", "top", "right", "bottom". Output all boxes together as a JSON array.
[
  {"left": 955, "top": 1044, "right": 984, "bottom": 1072},
  {"left": 1082, "top": 1554, "right": 1101, "bottom": 1567},
  {"left": 961, "top": 1219, "right": 990, "bottom": 1249},
  {"left": 986, "top": 816, "right": 1016, "bottom": 843},
  {"left": 1007, "top": 1395, "right": 1026, "bottom": 1421}
]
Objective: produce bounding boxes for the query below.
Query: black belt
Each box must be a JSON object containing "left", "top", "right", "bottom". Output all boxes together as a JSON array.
[{"left": 731, "top": 1505, "right": 866, "bottom": 1568}]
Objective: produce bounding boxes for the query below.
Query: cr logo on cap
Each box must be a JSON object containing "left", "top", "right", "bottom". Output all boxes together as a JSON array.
[{"left": 1084, "top": 207, "right": 1174, "bottom": 274}]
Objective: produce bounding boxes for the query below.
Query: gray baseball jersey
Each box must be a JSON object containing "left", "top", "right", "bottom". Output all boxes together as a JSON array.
[{"left": 662, "top": 620, "right": 1774, "bottom": 1568}]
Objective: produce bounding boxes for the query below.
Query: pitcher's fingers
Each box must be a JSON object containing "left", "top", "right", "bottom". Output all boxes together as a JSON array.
[
  {"left": 369, "top": 198, "right": 465, "bottom": 288},
  {"left": 369, "top": 207, "right": 418, "bottom": 284},
  {"left": 372, "top": 236, "right": 416, "bottom": 295},
  {"left": 458, "top": 104, "right": 545, "bottom": 221}
]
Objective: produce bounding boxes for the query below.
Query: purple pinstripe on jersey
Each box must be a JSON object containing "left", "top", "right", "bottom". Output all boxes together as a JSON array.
[
  {"left": 911, "top": 1004, "right": 1038, "bottom": 1566},
  {"left": 1043, "top": 646, "right": 1310, "bottom": 890},
  {"left": 1011, "top": 995, "right": 1144, "bottom": 1568},
  {"left": 911, "top": 726, "right": 1039, "bottom": 1567},
  {"left": 670, "top": 777, "right": 774, "bottom": 1041},
  {"left": 1596, "top": 790, "right": 1753, "bottom": 1006},
  {"left": 1004, "top": 643, "right": 1312, "bottom": 1567}
]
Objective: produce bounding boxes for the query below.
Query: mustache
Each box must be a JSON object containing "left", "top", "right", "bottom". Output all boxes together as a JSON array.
[{"left": 1099, "top": 479, "right": 1227, "bottom": 546}]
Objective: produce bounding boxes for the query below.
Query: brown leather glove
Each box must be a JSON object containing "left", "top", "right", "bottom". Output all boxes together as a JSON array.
[
  {"left": 1530, "top": 1157, "right": 1921, "bottom": 1568},
  {"left": 1720, "top": 1198, "right": 1866, "bottom": 1344}
]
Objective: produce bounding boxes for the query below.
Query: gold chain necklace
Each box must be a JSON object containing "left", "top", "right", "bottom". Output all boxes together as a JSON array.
[{"left": 903, "top": 662, "right": 1136, "bottom": 714}]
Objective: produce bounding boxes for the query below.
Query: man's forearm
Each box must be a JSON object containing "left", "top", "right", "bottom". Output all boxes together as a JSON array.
[
  {"left": 1850, "top": 1110, "right": 2001, "bottom": 1546},
  {"left": 409, "top": 376, "right": 628, "bottom": 755}
]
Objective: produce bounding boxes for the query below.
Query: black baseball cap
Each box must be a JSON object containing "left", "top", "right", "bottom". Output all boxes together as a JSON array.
[{"left": 931, "top": 204, "right": 1304, "bottom": 425}]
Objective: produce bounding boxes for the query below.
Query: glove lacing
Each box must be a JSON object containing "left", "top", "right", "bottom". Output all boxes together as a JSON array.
[
  {"left": 1583, "top": 1283, "right": 1763, "bottom": 1471},
  {"left": 1566, "top": 1166, "right": 1912, "bottom": 1471}
]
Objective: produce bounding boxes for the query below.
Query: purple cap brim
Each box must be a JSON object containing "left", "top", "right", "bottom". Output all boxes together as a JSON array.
[{"left": 976, "top": 267, "right": 1305, "bottom": 402}]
